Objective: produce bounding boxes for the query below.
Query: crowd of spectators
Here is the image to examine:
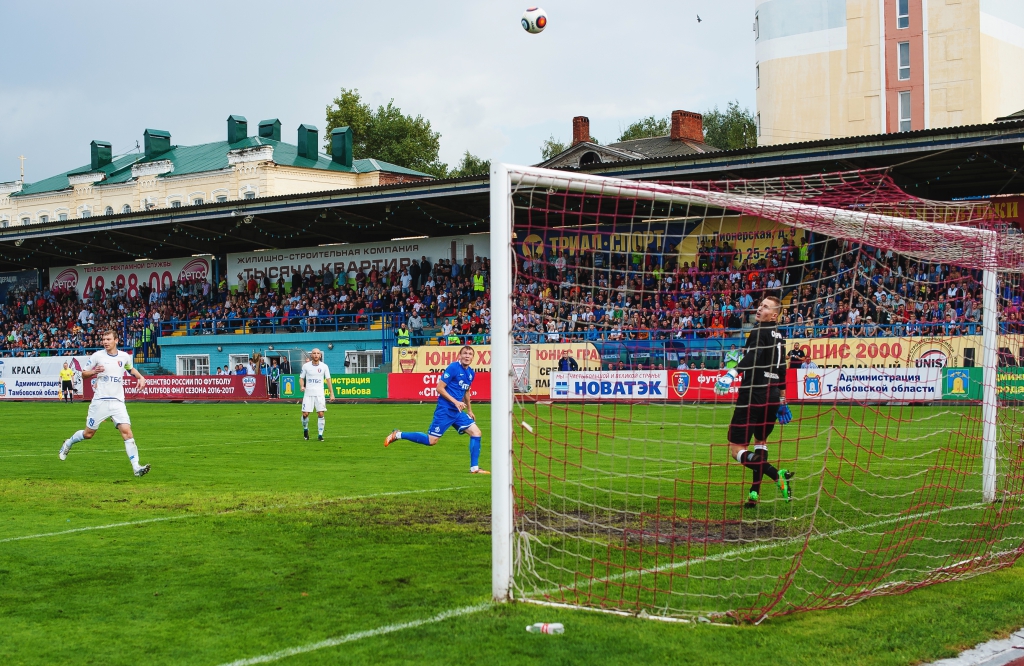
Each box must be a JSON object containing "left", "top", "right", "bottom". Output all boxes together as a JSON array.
[
  {"left": 0, "top": 254, "right": 493, "bottom": 355},
  {"left": 4, "top": 232, "right": 1021, "bottom": 358}
]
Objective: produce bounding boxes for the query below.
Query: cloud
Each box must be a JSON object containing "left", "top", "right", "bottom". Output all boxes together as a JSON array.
[{"left": 0, "top": 0, "right": 755, "bottom": 181}]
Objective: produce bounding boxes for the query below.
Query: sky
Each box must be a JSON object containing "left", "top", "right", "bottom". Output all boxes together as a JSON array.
[{"left": 0, "top": 1, "right": 757, "bottom": 183}]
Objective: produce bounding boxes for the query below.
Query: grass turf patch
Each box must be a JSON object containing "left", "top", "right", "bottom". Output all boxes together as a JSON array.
[{"left": 0, "top": 402, "right": 1021, "bottom": 665}]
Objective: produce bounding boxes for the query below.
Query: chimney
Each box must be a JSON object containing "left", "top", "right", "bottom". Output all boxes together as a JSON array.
[
  {"left": 330, "top": 127, "right": 353, "bottom": 167},
  {"left": 227, "top": 115, "right": 248, "bottom": 143},
  {"left": 258, "top": 118, "right": 281, "bottom": 141},
  {"left": 572, "top": 116, "right": 590, "bottom": 145},
  {"left": 297, "top": 124, "right": 318, "bottom": 159},
  {"left": 671, "top": 110, "right": 704, "bottom": 142},
  {"left": 143, "top": 129, "right": 171, "bottom": 157},
  {"left": 90, "top": 140, "right": 112, "bottom": 170}
]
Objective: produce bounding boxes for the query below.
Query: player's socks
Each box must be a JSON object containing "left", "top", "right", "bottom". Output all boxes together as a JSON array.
[
  {"left": 317, "top": 417, "right": 325, "bottom": 437},
  {"left": 469, "top": 436, "right": 482, "bottom": 468},
  {"left": 124, "top": 438, "right": 142, "bottom": 472},
  {"left": 64, "top": 430, "right": 86, "bottom": 452},
  {"left": 399, "top": 431, "right": 431, "bottom": 446},
  {"left": 302, "top": 415, "right": 309, "bottom": 430}
]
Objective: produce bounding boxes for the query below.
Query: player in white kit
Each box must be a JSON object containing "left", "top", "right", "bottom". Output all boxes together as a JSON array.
[
  {"left": 300, "top": 348, "right": 335, "bottom": 441},
  {"left": 58, "top": 329, "right": 151, "bottom": 477}
]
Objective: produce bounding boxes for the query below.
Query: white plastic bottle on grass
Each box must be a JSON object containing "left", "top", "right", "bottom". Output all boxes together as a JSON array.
[{"left": 526, "top": 622, "right": 564, "bottom": 634}]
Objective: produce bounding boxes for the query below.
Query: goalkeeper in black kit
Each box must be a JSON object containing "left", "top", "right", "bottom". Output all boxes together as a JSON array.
[{"left": 714, "top": 295, "right": 794, "bottom": 508}]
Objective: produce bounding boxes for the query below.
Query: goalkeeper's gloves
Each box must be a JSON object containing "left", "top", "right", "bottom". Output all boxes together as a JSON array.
[
  {"left": 714, "top": 370, "right": 739, "bottom": 396},
  {"left": 777, "top": 402, "right": 793, "bottom": 425}
]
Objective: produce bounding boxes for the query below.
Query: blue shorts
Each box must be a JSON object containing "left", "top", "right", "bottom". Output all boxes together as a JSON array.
[{"left": 429, "top": 407, "right": 475, "bottom": 438}]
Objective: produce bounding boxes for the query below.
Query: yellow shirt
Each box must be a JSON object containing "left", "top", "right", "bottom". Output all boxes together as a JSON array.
[{"left": 59, "top": 368, "right": 75, "bottom": 381}]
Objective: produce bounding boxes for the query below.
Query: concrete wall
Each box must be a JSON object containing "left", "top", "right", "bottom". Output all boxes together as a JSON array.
[{"left": 156, "top": 330, "right": 383, "bottom": 375}]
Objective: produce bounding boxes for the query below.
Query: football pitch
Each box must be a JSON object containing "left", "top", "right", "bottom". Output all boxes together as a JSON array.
[{"left": 2, "top": 402, "right": 1023, "bottom": 665}]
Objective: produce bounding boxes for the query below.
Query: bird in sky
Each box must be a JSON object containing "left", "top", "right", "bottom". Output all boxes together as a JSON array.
[{"left": 697, "top": 14, "right": 702, "bottom": 22}]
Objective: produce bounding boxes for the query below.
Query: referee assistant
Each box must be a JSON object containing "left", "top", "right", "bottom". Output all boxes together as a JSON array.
[
  {"left": 59, "top": 362, "right": 75, "bottom": 404},
  {"left": 714, "top": 295, "right": 794, "bottom": 508}
]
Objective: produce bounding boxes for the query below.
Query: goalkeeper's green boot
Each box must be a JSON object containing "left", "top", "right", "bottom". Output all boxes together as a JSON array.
[
  {"left": 777, "top": 469, "right": 795, "bottom": 501},
  {"left": 744, "top": 490, "right": 759, "bottom": 508}
]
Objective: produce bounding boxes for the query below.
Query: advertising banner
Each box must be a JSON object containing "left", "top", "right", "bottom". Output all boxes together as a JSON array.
[
  {"left": 998, "top": 368, "right": 1024, "bottom": 401},
  {"left": 226, "top": 234, "right": 489, "bottom": 287},
  {"left": 0, "top": 269, "right": 39, "bottom": 300},
  {"left": 0, "top": 356, "right": 88, "bottom": 399},
  {"left": 49, "top": 256, "right": 212, "bottom": 298},
  {"left": 943, "top": 368, "right": 981, "bottom": 400},
  {"left": 83, "top": 375, "right": 268, "bottom": 401},
  {"left": 278, "top": 373, "right": 388, "bottom": 399},
  {"left": 667, "top": 369, "right": 742, "bottom": 402},
  {"left": 786, "top": 335, "right": 1024, "bottom": 369},
  {"left": 550, "top": 370, "right": 668, "bottom": 401},
  {"left": 795, "top": 368, "right": 942, "bottom": 401},
  {"left": 392, "top": 343, "right": 600, "bottom": 396},
  {"left": 387, "top": 372, "right": 492, "bottom": 401}
]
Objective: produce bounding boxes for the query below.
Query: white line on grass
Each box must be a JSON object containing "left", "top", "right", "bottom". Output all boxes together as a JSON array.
[
  {"left": 215, "top": 602, "right": 491, "bottom": 666},
  {"left": 0, "top": 515, "right": 191, "bottom": 543},
  {"left": 0, "top": 485, "right": 470, "bottom": 544}
]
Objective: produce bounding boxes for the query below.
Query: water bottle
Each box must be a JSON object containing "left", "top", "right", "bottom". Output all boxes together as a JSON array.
[{"left": 526, "top": 622, "right": 564, "bottom": 634}]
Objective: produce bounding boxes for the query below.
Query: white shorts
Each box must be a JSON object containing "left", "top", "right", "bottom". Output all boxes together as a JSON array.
[
  {"left": 86, "top": 399, "right": 131, "bottom": 430},
  {"left": 301, "top": 393, "right": 326, "bottom": 413}
]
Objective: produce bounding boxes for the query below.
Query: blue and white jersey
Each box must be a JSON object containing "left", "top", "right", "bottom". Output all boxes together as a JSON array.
[{"left": 438, "top": 361, "right": 474, "bottom": 413}]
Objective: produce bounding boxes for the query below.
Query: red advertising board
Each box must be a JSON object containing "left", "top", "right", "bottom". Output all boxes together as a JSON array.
[
  {"left": 388, "top": 372, "right": 492, "bottom": 401},
  {"left": 83, "top": 375, "right": 268, "bottom": 401},
  {"left": 666, "top": 369, "right": 801, "bottom": 402}
]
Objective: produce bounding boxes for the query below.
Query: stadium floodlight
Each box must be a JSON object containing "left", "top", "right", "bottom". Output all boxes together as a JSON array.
[{"left": 490, "top": 164, "right": 1023, "bottom": 623}]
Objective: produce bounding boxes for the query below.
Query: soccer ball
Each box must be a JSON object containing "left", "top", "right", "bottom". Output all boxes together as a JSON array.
[{"left": 522, "top": 7, "right": 547, "bottom": 34}]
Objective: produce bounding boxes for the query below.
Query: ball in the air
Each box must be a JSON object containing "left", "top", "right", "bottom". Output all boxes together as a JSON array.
[{"left": 522, "top": 7, "right": 547, "bottom": 34}]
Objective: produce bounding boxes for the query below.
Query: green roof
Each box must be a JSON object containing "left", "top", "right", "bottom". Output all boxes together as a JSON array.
[{"left": 12, "top": 136, "right": 432, "bottom": 198}]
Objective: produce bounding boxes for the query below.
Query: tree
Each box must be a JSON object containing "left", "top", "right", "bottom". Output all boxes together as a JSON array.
[
  {"left": 448, "top": 151, "right": 490, "bottom": 178},
  {"left": 324, "top": 88, "right": 442, "bottom": 175},
  {"left": 617, "top": 115, "right": 670, "bottom": 142},
  {"left": 701, "top": 101, "right": 757, "bottom": 150},
  {"left": 540, "top": 135, "right": 568, "bottom": 160}
]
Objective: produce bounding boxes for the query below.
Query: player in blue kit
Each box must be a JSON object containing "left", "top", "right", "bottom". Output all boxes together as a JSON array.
[{"left": 384, "top": 345, "right": 489, "bottom": 474}]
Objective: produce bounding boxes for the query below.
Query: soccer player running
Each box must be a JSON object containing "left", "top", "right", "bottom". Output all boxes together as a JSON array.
[
  {"left": 59, "top": 362, "right": 75, "bottom": 403},
  {"left": 300, "top": 348, "right": 335, "bottom": 441},
  {"left": 384, "top": 345, "right": 489, "bottom": 474},
  {"left": 714, "top": 296, "right": 794, "bottom": 508},
  {"left": 58, "top": 329, "right": 150, "bottom": 477}
]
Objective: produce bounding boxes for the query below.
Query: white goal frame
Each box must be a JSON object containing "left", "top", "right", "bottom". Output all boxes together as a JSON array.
[{"left": 488, "top": 163, "right": 1000, "bottom": 604}]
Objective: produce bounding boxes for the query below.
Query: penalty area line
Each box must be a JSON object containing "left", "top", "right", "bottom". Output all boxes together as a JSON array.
[{"left": 215, "top": 602, "right": 491, "bottom": 666}]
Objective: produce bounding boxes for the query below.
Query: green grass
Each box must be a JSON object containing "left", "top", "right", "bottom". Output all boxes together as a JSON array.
[{"left": 0, "top": 402, "right": 1022, "bottom": 665}]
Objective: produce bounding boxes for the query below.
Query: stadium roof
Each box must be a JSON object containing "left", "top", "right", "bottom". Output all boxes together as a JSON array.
[{"left": 2, "top": 118, "right": 1023, "bottom": 272}]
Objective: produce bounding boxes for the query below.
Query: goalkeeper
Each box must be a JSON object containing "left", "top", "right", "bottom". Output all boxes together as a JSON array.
[{"left": 714, "top": 295, "right": 794, "bottom": 508}]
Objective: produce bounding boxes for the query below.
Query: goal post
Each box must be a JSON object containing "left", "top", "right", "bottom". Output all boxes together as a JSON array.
[{"left": 488, "top": 163, "right": 1023, "bottom": 620}]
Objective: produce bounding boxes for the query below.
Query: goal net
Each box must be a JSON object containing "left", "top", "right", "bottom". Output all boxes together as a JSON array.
[{"left": 489, "top": 164, "right": 1024, "bottom": 623}]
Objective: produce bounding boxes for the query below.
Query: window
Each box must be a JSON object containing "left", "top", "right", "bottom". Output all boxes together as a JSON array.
[
  {"left": 39, "top": 215, "right": 48, "bottom": 224},
  {"left": 345, "top": 350, "right": 383, "bottom": 374},
  {"left": 122, "top": 204, "right": 131, "bottom": 214},
  {"left": 755, "top": 63, "right": 760, "bottom": 89},
  {"left": 216, "top": 195, "right": 228, "bottom": 203},
  {"left": 81, "top": 210, "right": 91, "bottom": 218},
  {"left": 58, "top": 213, "right": 68, "bottom": 221},
  {"left": 753, "top": 12, "right": 759, "bottom": 40},
  {"left": 192, "top": 198, "right": 203, "bottom": 206},
  {"left": 898, "top": 42, "right": 910, "bottom": 80},
  {"left": 21, "top": 217, "right": 30, "bottom": 225},
  {"left": 104, "top": 206, "right": 114, "bottom": 216},
  {"left": 897, "top": 0, "right": 909, "bottom": 29},
  {"left": 229, "top": 354, "right": 252, "bottom": 372},
  {"left": 756, "top": 113, "right": 761, "bottom": 137},
  {"left": 1, "top": 219, "right": 8, "bottom": 228},
  {"left": 899, "top": 91, "right": 912, "bottom": 132},
  {"left": 170, "top": 200, "right": 182, "bottom": 208},
  {"left": 243, "top": 191, "right": 256, "bottom": 200},
  {"left": 176, "top": 354, "right": 210, "bottom": 376}
]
